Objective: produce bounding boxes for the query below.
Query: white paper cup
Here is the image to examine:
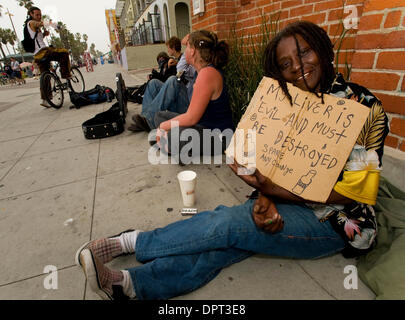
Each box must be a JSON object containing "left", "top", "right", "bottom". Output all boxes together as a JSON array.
[{"left": 177, "top": 170, "right": 197, "bottom": 207}]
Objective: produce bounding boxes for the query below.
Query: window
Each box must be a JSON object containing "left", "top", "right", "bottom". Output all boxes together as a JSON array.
[{"left": 192, "top": 0, "right": 205, "bottom": 15}]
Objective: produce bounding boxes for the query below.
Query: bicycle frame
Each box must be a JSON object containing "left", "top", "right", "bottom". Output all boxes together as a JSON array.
[{"left": 48, "top": 68, "right": 81, "bottom": 92}]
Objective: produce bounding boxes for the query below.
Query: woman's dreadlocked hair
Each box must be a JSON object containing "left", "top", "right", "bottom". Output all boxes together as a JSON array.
[{"left": 263, "top": 21, "right": 335, "bottom": 105}]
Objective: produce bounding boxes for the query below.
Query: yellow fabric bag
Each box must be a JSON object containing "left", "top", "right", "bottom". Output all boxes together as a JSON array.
[{"left": 334, "top": 170, "right": 380, "bottom": 205}]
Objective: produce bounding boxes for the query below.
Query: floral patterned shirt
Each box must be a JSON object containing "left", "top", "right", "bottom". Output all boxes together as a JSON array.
[{"left": 308, "top": 73, "right": 389, "bottom": 258}]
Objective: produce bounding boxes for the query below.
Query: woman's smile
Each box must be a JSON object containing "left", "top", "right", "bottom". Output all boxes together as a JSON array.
[
  {"left": 276, "top": 35, "right": 322, "bottom": 92},
  {"left": 296, "top": 71, "right": 312, "bottom": 81}
]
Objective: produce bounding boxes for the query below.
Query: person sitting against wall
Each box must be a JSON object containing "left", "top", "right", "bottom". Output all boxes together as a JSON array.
[
  {"left": 75, "top": 21, "right": 388, "bottom": 300},
  {"left": 126, "top": 51, "right": 178, "bottom": 112},
  {"left": 128, "top": 35, "right": 197, "bottom": 132},
  {"left": 147, "top": 51, "right": 177, "bottom": 83},
  {"left": 166, "top": 36, "right": 182, "bottom": 69},
  {"left": 153, "top": 30, "right": 235, "bottom": 163}
]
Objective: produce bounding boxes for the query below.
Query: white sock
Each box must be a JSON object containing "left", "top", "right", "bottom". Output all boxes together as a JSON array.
[
  {"left": 113, "top": 230, "right": 141, "bottom": 254},
  {"left": 118, "top": 270, "right": 136, "bottom": 299}
]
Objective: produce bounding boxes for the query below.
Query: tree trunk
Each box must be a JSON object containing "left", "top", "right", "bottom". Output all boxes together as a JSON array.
[
  {"left": 0, "top": 43, "right": 7, "bottom": 61},
  {"left": 5, "top": 44, "right": 10, "bottom": 55}
]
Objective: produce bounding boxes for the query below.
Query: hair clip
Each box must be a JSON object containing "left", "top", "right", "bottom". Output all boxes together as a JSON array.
[{"left": 199, "top": 40, "right": 205, "bottom": 47}]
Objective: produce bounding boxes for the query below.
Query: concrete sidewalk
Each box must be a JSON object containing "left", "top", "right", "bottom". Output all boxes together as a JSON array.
[{"left": 0, "top": 63, "right": 375, "bottom": 300}]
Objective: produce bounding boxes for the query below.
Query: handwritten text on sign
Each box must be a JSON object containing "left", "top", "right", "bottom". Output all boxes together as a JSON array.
[{"left": 227, "top": 77, "right": 370, "bottom": 202}]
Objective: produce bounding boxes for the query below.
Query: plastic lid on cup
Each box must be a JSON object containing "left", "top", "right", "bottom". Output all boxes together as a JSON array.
[{"left": 177, "top": 170, "right": 197, "bottom": 182}]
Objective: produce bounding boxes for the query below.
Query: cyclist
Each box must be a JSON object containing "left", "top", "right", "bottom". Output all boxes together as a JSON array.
[{"left": 25, "top": 6, "right": 72, "bottom": 107}]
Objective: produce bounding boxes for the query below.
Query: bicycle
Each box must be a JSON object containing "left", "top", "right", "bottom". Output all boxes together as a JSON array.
[{"left": 39, "top": 59, "right": 85, "bottom": 109}]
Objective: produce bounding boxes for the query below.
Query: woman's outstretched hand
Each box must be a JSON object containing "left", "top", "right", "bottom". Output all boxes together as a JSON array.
[
  {"left": 252, "top": 194, "right": 284, "bottom": 233},
  {"left": 156, "top": 128, "right": 167, "bottom": 144},
  {"left": 156, "top": 128, "right": 169, "bottom": 153}
]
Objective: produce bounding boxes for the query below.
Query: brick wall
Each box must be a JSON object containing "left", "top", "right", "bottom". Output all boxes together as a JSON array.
[
  {"left": 350, "top": 0, "right": 405, "bottom": 152},
  {"left": 190, "top": 0, "right": 405, "bottom": 155}
]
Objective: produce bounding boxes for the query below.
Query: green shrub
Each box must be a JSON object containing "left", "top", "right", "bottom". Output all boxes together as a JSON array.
[{"left": 224, "top": 13, "right": 280, "bottom": 125}]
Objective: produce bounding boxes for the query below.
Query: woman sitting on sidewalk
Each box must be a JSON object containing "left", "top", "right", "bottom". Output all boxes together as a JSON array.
[
  {"left": 153, "top": 30, "right": 235, "bottom": 162},
  {"left": 129, "top": 35, "right": 196, "bottom": 132},
  {"left": 131, "top": 31, "right": 235, "bottom": 158},
  {"left": 76, "top": 21, "right": 388, "bottom": 300}
]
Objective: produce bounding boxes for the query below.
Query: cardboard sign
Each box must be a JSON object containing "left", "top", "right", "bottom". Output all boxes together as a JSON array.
[{"left": 226, "top": 77, "right": 371, "bottom": 203}]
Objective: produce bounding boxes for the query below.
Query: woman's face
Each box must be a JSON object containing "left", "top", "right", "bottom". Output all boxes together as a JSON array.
[
  {"left": 185, "top": 41, "right": 195, "bottom": 65},
  {"left": 276, "top": 34, "right": 322, "bottom": 92},
  {"left": 166, "top": 45, "right": 175, "bottom": 57}
]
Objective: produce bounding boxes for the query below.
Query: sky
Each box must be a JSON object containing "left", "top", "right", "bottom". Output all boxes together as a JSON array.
[{"left": 0, "top": 0, "right": 117, "bottom": 54}]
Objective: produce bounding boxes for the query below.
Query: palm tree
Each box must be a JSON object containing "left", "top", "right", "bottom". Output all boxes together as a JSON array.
[
  {"left": 7, "top": 30, "right": 18, "bottom": 55},
  {"left": 56, "top": 22, "right": 71, "bottom": 50},
  {"left": 1, "top": 29, "right": 16, "bottom": 55},
  {"left": 0, "top": 28, "right": 8, "bottom": 60},
  {"left": 0, "top": 28, "right": 14, "bottom": 56},
  {"left": 90, "top": 43, "right": 96, "bottom": 57},
  {"left": 16, "top": 0, "right": 34, "bottom": 10},
  {"left": 83, "top": 34, "right": 88, "bottom": 51}
]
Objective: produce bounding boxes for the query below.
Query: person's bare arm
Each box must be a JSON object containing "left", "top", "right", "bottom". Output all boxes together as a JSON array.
[{"left": 159, "top": 67, "right": 222, "bottom": 131}]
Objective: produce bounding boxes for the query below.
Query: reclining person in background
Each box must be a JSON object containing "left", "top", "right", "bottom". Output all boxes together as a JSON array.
[
  {"left": 76, "top": 21, "right": 388, "bottom": 300},
  {"left": 126, "top": 51, "right": 177, "bottom": 110},
  {"left": 147, "top": 51, "right": 177, "bottom": 83},
  {"left": 128, "top": 35, "right": 196, "bottom": 132}
]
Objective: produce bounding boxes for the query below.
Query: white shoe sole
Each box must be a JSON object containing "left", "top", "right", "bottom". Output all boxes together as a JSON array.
[
  {"left": 74, "top": 241, "right": 91, "bottom": 267},
  {"left": 79, "top": 249, "right": 112, "bottom": 300},
  {"left": 74, "top": 229, "right": 138, "bottom": 267}
]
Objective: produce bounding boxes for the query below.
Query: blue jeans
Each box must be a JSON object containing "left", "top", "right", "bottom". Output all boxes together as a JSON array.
[
  {"left": 127, "top": 199, "right": 345, "bottom": 300},
  {"left": 141, "top": 76, "right": 190, "bottom": 129}
]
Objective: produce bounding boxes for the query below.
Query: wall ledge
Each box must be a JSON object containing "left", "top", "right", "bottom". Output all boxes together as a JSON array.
[{"left": 384, "top": 146, "right": 405, "bottom": 161}]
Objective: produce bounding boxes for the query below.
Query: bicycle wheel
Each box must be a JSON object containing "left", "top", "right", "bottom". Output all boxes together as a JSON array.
[
  {"left": 68, "top": 67, "right": 85, "bottom": 93},
  {"left": 40, "top": 71, "right": 64, "bottom": 109}
]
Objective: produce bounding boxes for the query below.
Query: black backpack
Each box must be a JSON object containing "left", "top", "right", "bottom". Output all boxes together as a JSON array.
[
  {"left": 126, "top": 83, "right": 147, "bottom": 104},
  {"left": 21, "top": 21, "right": 38, "bottom": 53},
  {"left": 69, "top": 85, "right": 115, "bottom": 109}
]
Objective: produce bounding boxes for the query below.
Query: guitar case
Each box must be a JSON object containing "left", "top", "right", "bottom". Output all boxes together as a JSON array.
[{"left": 82, "top": 73, "right": 128, "bottom": 139}]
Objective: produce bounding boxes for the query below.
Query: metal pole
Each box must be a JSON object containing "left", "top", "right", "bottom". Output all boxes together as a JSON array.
[{"left": 6, "top": 8, "right": 25, "bottom": 62}]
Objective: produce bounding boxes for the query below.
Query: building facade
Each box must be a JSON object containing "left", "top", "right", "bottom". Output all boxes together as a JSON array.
[
  {"left": 116, "top": 0, "right": 192, "bottom": 46},
  {"left": 105, "top": 9, "right": 124, "bottom": 62}
]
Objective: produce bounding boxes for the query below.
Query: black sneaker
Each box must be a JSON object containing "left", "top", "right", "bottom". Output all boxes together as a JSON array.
[{"left": 133, "top": 114, "right": 151, "bottom": 132}]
